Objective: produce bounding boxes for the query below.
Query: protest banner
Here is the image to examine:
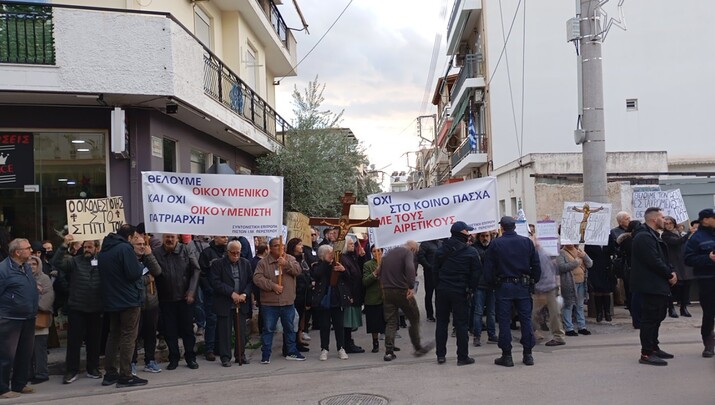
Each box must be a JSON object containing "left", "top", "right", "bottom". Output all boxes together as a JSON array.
[
  {"left": 368, "top": 177, "right": 498, "bottom": 247},
  {"left": 560, "top": 202, "right": 612, "bottom": 246},
  {"left": 286, "top": 212, "right": 311, "bottom": 244},
  {"left": 141, "top": 171, "right": 283, "bottom": 236},
  {"left": 66, "top": 196, "right": 125, "bottom": 241},
  {"left": 632, "top": 189, "right": 689, "bottom": 224},
  {"left": 536, "top": 220, "right": 559, "bottom": 256}
]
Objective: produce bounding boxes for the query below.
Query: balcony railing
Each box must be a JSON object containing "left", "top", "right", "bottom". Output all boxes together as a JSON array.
[
  {"left": 0, "top": 3, "right": 55, "bottom": 64},
  {"left": 450, "top": 133, "right": 487, "bottom": 168},
  {"left": 268, "top": 0, "right": 289, "bottom": 50},
  {"left": 204, "top": 52, "right": 289, "bottom": 144},
  {"left": 446, "top": 0, "right": 462, "bottom": 43},
  {"left": 450, "top": 53, "right": 483, "bottom": 100}
]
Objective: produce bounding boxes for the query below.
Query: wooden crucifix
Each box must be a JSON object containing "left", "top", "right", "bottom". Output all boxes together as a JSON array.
[{"left": 308, "top": 192, "right": 379, "bottom": 252}]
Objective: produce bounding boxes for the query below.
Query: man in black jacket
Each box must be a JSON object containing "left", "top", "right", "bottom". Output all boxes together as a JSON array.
[
  {"left": 433, "top": 222, "right": 481, "bottom": 366},
  {"left": 417, "top": 239, "right": 440, "bottom": 322},
  {"left": 198, "top": 236, "right": 227, "bottom": 362},
  {"left": 209, "top": 240, "right": 252, "bottom": 367},
  {"left": 153, "top": 234, "right": 201, "bottom": 370},
  {"left": 631, "top": 207, "right": 677, "bottom": 366},
  {"left": 52, "top": 235, "right": 103, "bottom": 383},
  {"left": 98, "top": 224, "right": 146, "bottom": 388},
  {"left": 684, "top": 208, "right": 715, "bottom": 357}
]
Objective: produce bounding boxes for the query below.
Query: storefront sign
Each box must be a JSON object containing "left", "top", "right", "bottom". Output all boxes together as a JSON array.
[
  {"left": 141, "top": 171, "right": 283, "bottom": 237},
  {"left": 560, "top": 201, "right": 612, "bottom": 246},
  {"left": 66, "top": 196, "right": 126, "bottom": 241},
  {"left": 632, "top": 189, "right": 689, "bottom": 224},
  {"left": 368, "top": 177, "right": 498, "bottom": 248},
  {"left": 0, "top": 132, "right": 34, "bottom": 189}
]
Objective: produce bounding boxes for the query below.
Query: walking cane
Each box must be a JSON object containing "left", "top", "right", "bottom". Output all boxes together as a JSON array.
[{"left": 235, "top": 303, "right": 244, "bottom": 366}]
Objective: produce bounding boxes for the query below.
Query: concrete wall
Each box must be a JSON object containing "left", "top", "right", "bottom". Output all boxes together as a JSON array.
[{"left": 534, "top": 182, "right": 633, "bottom": 228}]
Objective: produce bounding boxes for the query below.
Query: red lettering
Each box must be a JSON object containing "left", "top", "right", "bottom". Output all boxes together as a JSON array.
[{"left": 0, "top": 164, "right": 13, "bottom": 174}]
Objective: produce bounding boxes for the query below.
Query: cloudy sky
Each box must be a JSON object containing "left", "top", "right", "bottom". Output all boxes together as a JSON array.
[{"left": 275, "top": 0, "right": 449, "bottom": 184}]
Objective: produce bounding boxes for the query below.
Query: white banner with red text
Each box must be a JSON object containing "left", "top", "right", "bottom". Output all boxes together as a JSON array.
[
  {"left": 368, "top": 177, "right": 498, "bottom": 248},
  {"left": 141, "top": 171, "right": 283, "bottom": 237}
]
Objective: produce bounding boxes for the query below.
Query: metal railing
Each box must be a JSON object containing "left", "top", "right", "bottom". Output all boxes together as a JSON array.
[
  {"left": 446, "top": 0, "right": 462, "bottom": 41},
  {"left": 451, "top": 53, "right": 484, "bottom": 100},
  {"left": 0, "top": 3, "right": 54, "bottom": 64},
  {"left": 450, "top": 133, "right": 487, "bottom": 168},
  {"left": 267, "top": 0, "right": 289, "bottom": 50},
  {"left": 204, "top": 52, "right": 289, "bottom": 144}
]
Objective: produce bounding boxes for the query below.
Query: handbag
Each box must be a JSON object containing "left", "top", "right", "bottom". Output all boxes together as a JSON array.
[
  {"left": 320, "top": 286, "right": 333, "bottom": 309},
  {"left": 35, "top": 310, "right": 52, "bottom": 329}
]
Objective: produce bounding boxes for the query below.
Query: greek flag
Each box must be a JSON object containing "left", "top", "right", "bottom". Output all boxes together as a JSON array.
[{"left": 468, "top": 109, "right": 477, "bottom": 151}]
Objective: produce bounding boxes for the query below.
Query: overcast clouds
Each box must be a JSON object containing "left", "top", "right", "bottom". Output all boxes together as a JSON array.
[{"left": 275, "top": 0, "right": 448, "bottom": 182}]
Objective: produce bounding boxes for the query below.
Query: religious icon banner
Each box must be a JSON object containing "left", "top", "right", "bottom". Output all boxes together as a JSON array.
[
  {"left": 368, "top": 177, "right": 498, "bottom": 248},
  {"left": 560, "top": 201, "right": 612, "bottom": 246},
  {"left": 141, "top": 171, "right": 283, "bottom": 237}
]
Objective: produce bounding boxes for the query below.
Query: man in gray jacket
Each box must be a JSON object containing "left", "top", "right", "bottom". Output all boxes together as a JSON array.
[{"left": 153, "top": 233, "right": 201, "bottom": 370}]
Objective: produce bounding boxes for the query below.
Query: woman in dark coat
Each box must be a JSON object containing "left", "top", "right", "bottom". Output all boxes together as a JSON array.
[
  {"left": 662, "top": 216, "right": 692, "bottom": 317},
  {"left": 340, "top": 236, "right": 367, "bottom": 353},
  {"left": 311, "top": 245, "right": 351, "bottom": 360},
  {"left": 585, "top": 245, "right": 616, "bottom": 322},
  {"left": 618, "top": 220, "right": 643, "bottom": 328}
]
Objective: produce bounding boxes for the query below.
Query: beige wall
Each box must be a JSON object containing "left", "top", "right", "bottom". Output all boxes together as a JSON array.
[{"left": 534, "top": 182, "right": 633, "bottom": 227}]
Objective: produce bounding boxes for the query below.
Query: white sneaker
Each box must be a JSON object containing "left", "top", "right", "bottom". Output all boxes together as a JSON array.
[
  {"left": 338, "top": 348, "right": 349, "bottom": 360},
  {"left": 302, "top": 332, "right": 311, "bottom": 341},
  {"left": 320, "top": 349, "right": 328, "bottom": 361}
]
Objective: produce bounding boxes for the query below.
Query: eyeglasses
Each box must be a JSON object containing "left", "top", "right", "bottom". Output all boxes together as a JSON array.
[
  {"left": 228, "top": 251, "right": 241, "bottom": 255},
  {"left": 20, "top": 246, "right": 32, "bottom": 251}
]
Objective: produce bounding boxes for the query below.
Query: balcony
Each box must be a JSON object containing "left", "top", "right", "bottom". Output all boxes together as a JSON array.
[
  {"left": 0, "top": 4, "right": 55, "bottom": 64},
  {"left": 450, "top": 54, "right": 485, "bottom": 113},
  {"left": 0, "top": 2, "right": 290, "bottom": 153},
  {"left": 450, "top": 134, "right": 488, "bottom": 177},
  {"left": 446, "top": 0, "right": 482, "bottom": 55}
]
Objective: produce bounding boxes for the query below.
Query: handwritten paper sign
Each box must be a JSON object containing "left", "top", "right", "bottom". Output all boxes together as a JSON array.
[
  {"left": 66, "top": 196, "right": 125, "bottom": 241},
  {"left": 633, "top": 189, "right": 689, "bottom": 224},
  {"left": 560, "top": 202, "right": 612, "bottom": 246}
]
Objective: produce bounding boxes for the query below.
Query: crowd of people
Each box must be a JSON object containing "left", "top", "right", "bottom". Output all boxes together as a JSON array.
[{"left": 1, "top": 206, "right": 714, "bottom": 397}]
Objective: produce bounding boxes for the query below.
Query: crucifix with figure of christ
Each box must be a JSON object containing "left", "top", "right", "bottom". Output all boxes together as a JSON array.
[{"left": 308, "top": 192, "right": 379, "bottom": 254}]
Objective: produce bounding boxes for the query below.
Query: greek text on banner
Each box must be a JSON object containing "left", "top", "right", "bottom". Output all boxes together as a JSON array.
[
  {"left": 66, "top": 196, "right": 126, "bottom": 242},
  {"left": 141, "top": 171, "right": 283, "bottom": 236},
  {"left": 368, "top": 177, "right": 498, "bottom": 247}
]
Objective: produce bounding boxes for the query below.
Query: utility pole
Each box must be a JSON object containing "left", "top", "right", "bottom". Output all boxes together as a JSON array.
[{"left": 576, "top": 0, "right": 607, "bottom": 204}]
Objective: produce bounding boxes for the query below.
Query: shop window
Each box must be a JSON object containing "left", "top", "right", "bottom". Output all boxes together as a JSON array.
[{"left": 190, "top": 149, "right": 207, "bottom": 173}]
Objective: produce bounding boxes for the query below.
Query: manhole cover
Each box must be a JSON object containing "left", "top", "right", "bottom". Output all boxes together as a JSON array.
[{"left": 319, "top": 393, "right": 389, "bottom": 405}]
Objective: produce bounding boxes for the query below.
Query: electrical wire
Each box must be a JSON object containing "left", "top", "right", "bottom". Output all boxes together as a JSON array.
[
  {"left": 519, "top": 0, "right": 527, "bottom": 156},
  {"left": 276, "top": 0, "right": 353, "bottom": 83},
  {"left": 419, "top": 0, "right": 449, "bottom": 115},
  {"left": 497, "top": 0, "right": 522, "bottom": 158},
  {"left": 486, "top": 0, "right": 522, "bottom": 87}
]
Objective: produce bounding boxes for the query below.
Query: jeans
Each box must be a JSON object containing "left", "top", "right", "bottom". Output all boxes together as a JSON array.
[
  {"left": 562, "top": 282, "right": 586, "bottom": 331},
  {"left": 132, "top": 307, "right": 159, "bottom": 365},
  {"left": 65, "top": 310, "right": 102, "bottom": 374},
  {"left": 495, "top": 283, "right": 534, "bottom": 353},
  {"left": 261, "top": 305, "right": 297, "bottom": 358},
  {"left": 159, "top": 300, "right": 196, "bottom": 363},
  {"left": 104, "top": 307, "right": 141, "bottom": 379},
  {"left": 202, "top": 286, "right": 217, "bottom": 353},
  {"left": 640, "top": 293, "right": 667, "bottom": 355},
  {"left": 383, "top": 288, "right": 422, "bottom": 353},
  {"left": 698, "top": 277, "right": 715, "bottom": 343},
  {"left": 473, "top": 288, "right": 496, "bottom": 338},
  {"left": 435, "top": 289, "right": 469, "bottom": 359},
  {"left": 0, "top": 318, "right": 34, "bottom": 394}
]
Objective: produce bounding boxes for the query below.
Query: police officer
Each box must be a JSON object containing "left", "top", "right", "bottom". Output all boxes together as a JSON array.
[
  {"left": 433, "top": 222, "right": 481, "bottom": 365},
  {"left": 484, "top": 216, "right": 541, "bottom": 367}
]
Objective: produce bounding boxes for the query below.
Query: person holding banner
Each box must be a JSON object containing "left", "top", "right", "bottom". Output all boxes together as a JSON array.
[
  {"left": 484, "top": 217, "right": 541, "bottom": 367},
  {"left": 253, "top": 237, "right": 305, "bottom": 364}
]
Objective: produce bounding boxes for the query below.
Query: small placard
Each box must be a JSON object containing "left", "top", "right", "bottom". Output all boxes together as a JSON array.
[
  {"left": 24, "top": 184, "right": 39, "bottom": 192},
  {"left": 151, "top": 136, "right": 163, "bottom": 158}
]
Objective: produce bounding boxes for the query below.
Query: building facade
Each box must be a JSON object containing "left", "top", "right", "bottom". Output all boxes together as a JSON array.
[{"left": 0, "top": 0, "right": 298, "bottom": 240}]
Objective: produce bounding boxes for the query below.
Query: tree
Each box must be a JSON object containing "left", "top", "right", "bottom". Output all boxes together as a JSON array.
[{"left": 257, "top": 77, "right": 382, "bottom": 217}]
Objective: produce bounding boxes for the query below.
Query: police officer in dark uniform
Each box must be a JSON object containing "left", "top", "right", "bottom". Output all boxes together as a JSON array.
[
  {"left": 484, "top": 216, "right": 541, "bottom": 367},
  {"left": 433, "top": 221, "right": 481, "bottom": 366}
]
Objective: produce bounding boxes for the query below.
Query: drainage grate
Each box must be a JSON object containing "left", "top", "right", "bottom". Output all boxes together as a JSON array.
[{"left": 319, "top": 393, "right": 389, "bottom": 405}]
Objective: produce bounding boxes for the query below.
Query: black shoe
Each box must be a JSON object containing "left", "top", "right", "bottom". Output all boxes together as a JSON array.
[
  {"left": 565, "top": 330, "right": 578, "bottom": 337},
  {"left": 473, "top": 337, "right": 481, "bottom": 347},
  {"left": 604, "top": 313, "right": 612, "bottom": 322},
  {"left": 101, "top": 373, "right": 119, "bottom": 386},
  {"left": 680, "top": 307, "right": 692, "bottom": 317},
  {"left": 221, "top": 360, "right": 232, "bottom": 367},
  {"left": 654, "top": 349, "right": 674, "bottom": 359},
  {"left": 487, "top": 336, "right": 498, "bottom": 344},
  {"left": 186, "top": 359, "right": 199, "bottom": 369},
  {"left": 437, "top": 356, "right": 446, "bottom": 364},
  {"left": 166, "top": 361, "right": 178, "bottom": 370},
  {"left": 383, "top": 352, "right": 396, "bottom": 362},
  {"left": 116, "top": 375, "right": 148, "bottom": 388},
  {"left": 523, "top": 353, "right": 534, "bottom": 366},
  {"left": 297, "top": 345, "right": 310, "bottom": 353},
  {"left": 345, "top": 345, "right": 365, "bottom": 354},
  {"left": 457, "top": 357, "right": 475, "bottom": 366},
  {"left": 596, "top": 312, "right": 603, "bottom": 323},
  {"left": 668, "top": 309, "right": 679, "bottom": 318},
  {"left": 372, "top": 342, "right": 379, "bottom": 353},
  {"left": 494, "top": 354, "right": 514, "bottom": 367},
  {"left": 393, "top": 346, "right": 401, "bottom": 352},
  {"left": 413, "top": 341, "right": 434, "bottom": 357},
  {"left": 703, "top": 348, "right": 715, "bottom": 358},
  {"left": 639, "top": 354, "right": 667, "bottom": 366},
  {"left": 545, "top": 339, "right": 565, "bottom": 347},
  {"left": 578, "top": 329, "right": 591, "bottom": 335}
]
